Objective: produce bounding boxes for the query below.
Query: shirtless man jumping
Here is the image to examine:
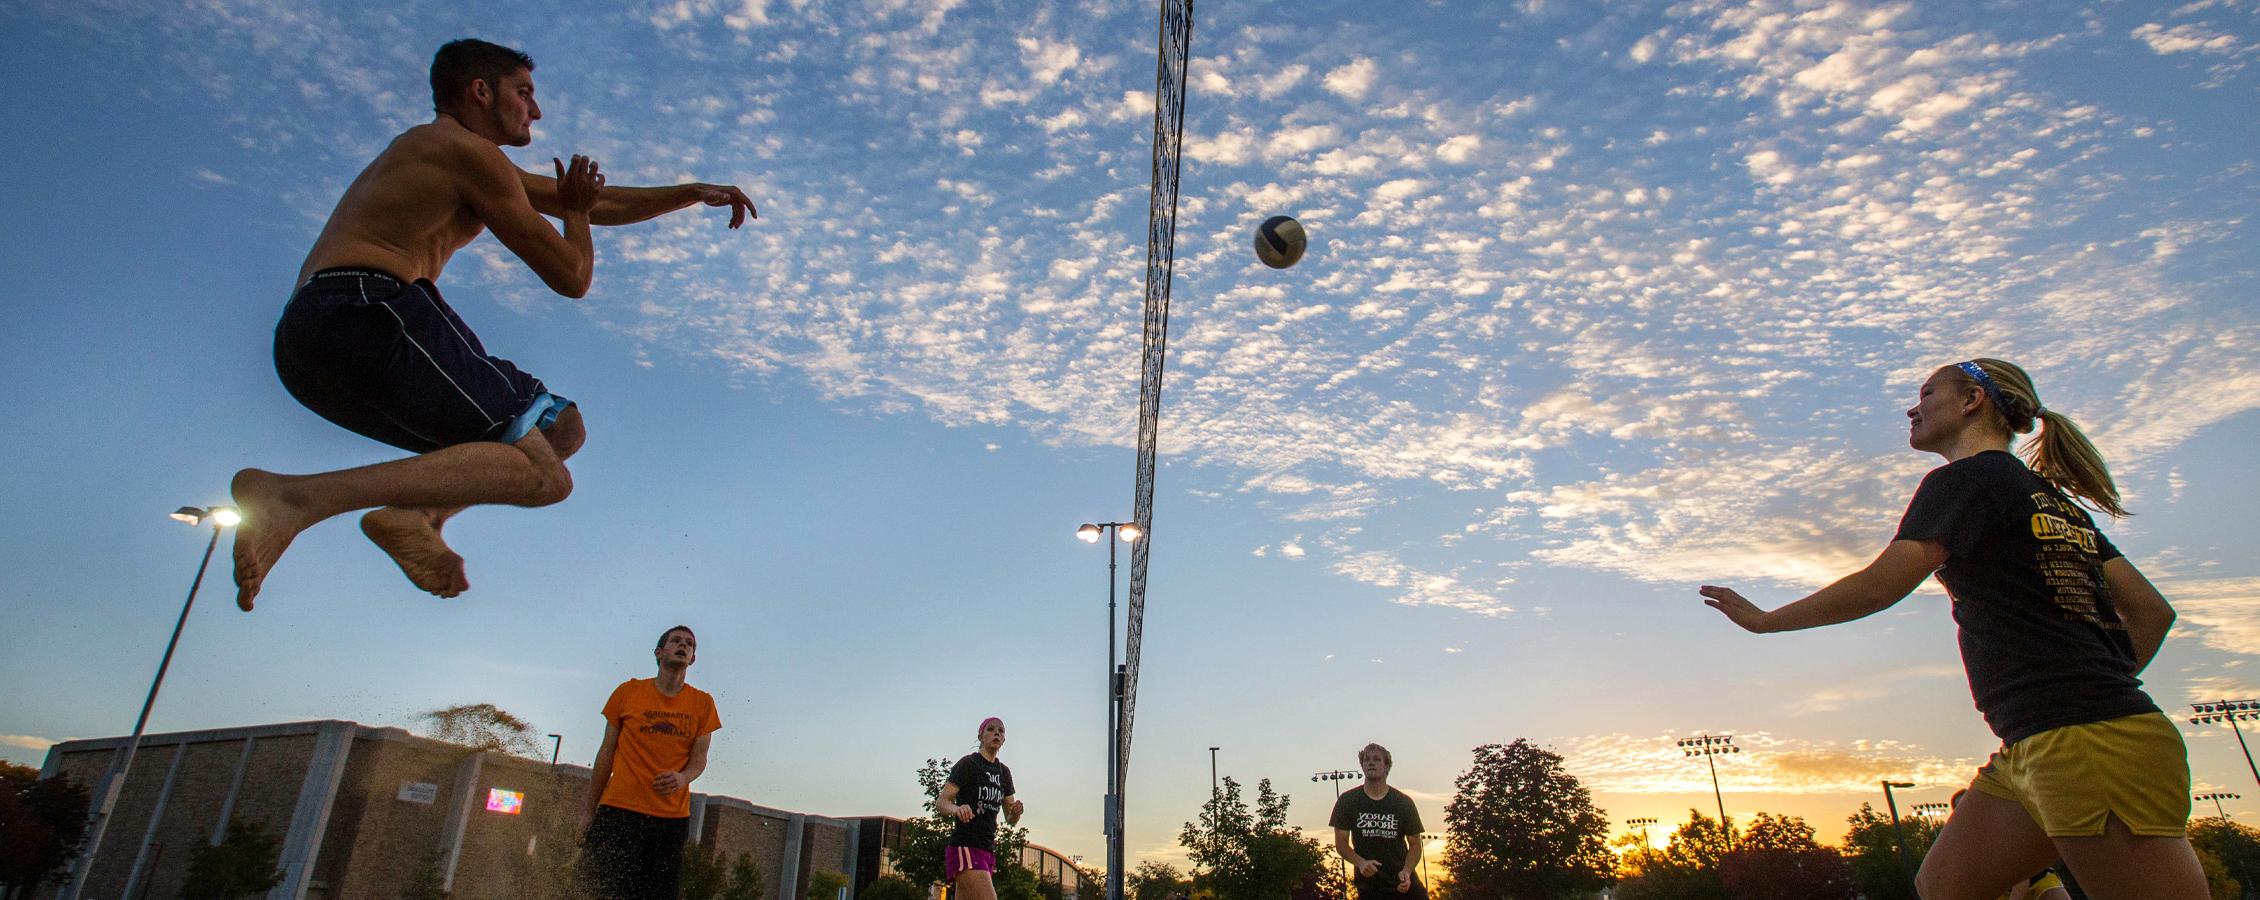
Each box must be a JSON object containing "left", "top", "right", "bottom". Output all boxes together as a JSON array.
[{"left": 229, "top": 38, "right": 757, "bottom": 610}]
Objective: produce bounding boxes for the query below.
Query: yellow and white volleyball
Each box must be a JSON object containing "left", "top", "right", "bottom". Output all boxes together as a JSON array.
[{"left": 1254, "top": 215, "right": 1307, "bottom": 269}]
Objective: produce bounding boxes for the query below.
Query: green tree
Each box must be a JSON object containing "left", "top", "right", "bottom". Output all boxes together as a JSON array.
[
  {"left": 1611, "top": 829, "right": 1667, "bottom": 881},
  {"left": 889, "top": 757, "right": 1031, "bottom": 891},
  {"left": 721, "top": 852, "right": 767, "bottom": 900},
  {"left": 1612, "top": 811, "right": 1738, "bottom": 900},
  {"left": 1838, "top": 803, "right": 1936, "bottom": 900},
  {"left": 2190, "top": 816, "right": 2260, "bottom": 898},
  {"left": 808, "top": 869, "right": 849, "bottom": 900},
  {"left": 1716, "top": 813, "right": 1851, "bottom": 900},
  {"left": 859, "top": 876, "right": 925, "bottom": 900},
  {"left": 1131, "top": 861, "right": 1190, "bottom": 900},
  {"left": 179, "top": 819, "right": 285, "bottom": 900},
  {"left": 995, "top": 861, "right": 1045, "bottom": 900},
  {"left": 2193, "top": 843, "right": 2241, "bottom": 900},
  {"left": 1441, "top": 740, "right": 1614, "bottom": 900},
  {"left": 416, "top": 703, "right": 545, "bottom": 758},
  {"left": 0, "top": 762, "right": 90, "bottom": 900},
  {"left": 682, "top": 842, "right": 728, "bottom": 900},
  {"left": 397, "top": 848, "right": 448, "bottom": 900},
  {"left": 1179, "top": 777, "right": 1329, "bottom": 900}
]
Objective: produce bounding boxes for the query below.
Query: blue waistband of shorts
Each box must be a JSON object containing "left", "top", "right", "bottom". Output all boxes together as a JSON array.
[{"left": 501, "top": 392, "right": 573, "bottom": 444}]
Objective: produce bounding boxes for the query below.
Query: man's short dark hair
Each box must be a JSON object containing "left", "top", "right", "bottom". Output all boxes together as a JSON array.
[
  {"left": 656, "top": 625, "right": 695, "bottom": 651},
  {"left": 431, "top": 39, "right": 534, "bottom": 114}
]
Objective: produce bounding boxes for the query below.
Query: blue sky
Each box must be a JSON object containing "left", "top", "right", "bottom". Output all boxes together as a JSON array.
[{"left": 4, "top": 0, "right": 2259, "bottom": 868}]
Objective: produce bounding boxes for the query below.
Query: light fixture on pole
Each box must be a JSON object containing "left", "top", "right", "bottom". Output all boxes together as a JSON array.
[
  {"left": 1676, "top": 734, "right": 1738, "bottom": 830},
  {"left": 1078, "top": 520, "right": 1142, "bottom": 900},
  {"left": 1313, "top": 769, "right": 1360, "bottom": 883},
  {"left": 2192, "top": 701, "right": 2260, "bottom": 791},
  {"left": 1417, "top": 832, "right": 1442, "bottom": 886},
  {"left": 60, "top": 505, "right": 241, "bottom": 900},
  {"left": 2199, "top": 791, "right": 2241, "bottom": 820},
  {"left": 1881, "top": 780, "right": 1918, "bottom": 896},
  {"left": 1625, "top": 817, "right": 1660, "bottom": 850},
  {"left": 1209, "top": 746, "right": 1220, "bottom": 797},
  {"left": 1911, "top": 802, "right": 1950, "bottom": 819}
]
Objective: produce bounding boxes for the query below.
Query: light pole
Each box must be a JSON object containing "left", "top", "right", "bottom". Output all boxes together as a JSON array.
[
  {"left": 60, "top": 505, "right": 240, "bottom": 900},
  {"left": 1911, "top": 802, "right": 1950, "bottom": 820},
  {"left": 2199, "top": 791, "right": 2241, "bottom": 819},
  {"left": 1676, "top": 735, "right": 1738, "bottom": 830},
  {"left": 1881, "top": 780, "right": 1918, "bottom": 895},
  {"left": 1625, "top": 817, "right": 1659, "bottom": 849},
  {"left": 2192, "top": 701, "right": 2260, "bottom": 791},
  {"left": 1418, "top": 832, "right": 1442, "bottom": 886},
  {"left": 547, "top": 733, "right": 563, "bottom": 767},
  {"left": 1313, "top": 769, "right": 1359, "bottom": 884},
  {"left": 1078, "top": 520, "right": 1142, "bottom": 900},
  {"left": 1209, "top": 746, "right": 1220, "bottom": 797}
]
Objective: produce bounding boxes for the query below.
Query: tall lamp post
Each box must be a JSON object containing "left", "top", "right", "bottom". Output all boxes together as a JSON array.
[
  {"left": 1313, "top": 769, "right": 1360, "bottom": 884},
  {"left": 1209, "top": 746, "right": 1220, "bottom": 797},
  {"left": 1881, "top": 780, "right": 1918, "bottom": 895},
  {"left": 60, "top": 505, "right": 240, "bottom": 900},
  {"left": 547, "top": 733, "right": 564, "bottom": 767},
  {"left": 2192, "top": 701, "right": 2260, "bottom": 791},
  {"left": 2199, "top": 791, "right": 2241, "bottom": 819},
  {"left": 1417, "top": 832, "right": 1442, "bottom": 886},
  {"left": 1676, "top": 735, "right": 1738, "bottom": 830},
  {"left": 1078, "top": 520, "right": 1142, "bottom": 900},
  {"left": 1625, "top": 817, "right": 1659, "bottom": 849}
]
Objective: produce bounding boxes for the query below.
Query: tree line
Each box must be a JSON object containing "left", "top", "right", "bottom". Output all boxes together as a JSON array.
[{"left": 1016, "top": 740, "right": 2260, "bottom": 900}]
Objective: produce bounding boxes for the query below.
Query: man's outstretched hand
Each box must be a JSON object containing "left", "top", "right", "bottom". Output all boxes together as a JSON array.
[
  {"left": 693, "top": 183, "right": 758, "bottom": 228},
  {"left": 555, "top": 155, "right": 604, "bottom": 215}
]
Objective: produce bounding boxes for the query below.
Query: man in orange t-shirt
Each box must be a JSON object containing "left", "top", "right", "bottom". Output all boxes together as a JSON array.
[{"left": 580, "top": 625, "right": 720, "bottom": 900}]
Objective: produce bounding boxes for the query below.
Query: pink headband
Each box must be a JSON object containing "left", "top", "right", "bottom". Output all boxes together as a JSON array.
[{"left": 979, "top": 717, "right": 1004, "bottom": 732}]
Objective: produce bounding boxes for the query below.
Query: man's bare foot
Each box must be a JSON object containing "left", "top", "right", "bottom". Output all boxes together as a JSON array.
[
  {"left": 360, "top": 507, "right": 469, "bottom": 598},
  {"left": 231, "top": 468, "right": 316, "bottom": 611}
]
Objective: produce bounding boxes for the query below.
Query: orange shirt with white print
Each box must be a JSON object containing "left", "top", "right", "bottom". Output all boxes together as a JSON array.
[{"left": 597, "top": 678, "right": 720, "bottom": 818}]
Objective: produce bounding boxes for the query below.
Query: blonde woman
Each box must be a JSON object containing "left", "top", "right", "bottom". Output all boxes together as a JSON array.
[{"left": 1699, "top": 359, "right": 2202, "bottom": 899}]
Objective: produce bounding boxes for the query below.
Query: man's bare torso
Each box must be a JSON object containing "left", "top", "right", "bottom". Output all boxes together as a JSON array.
[{"left": 297, "top": 119, "right": 497, "bottom": 284}]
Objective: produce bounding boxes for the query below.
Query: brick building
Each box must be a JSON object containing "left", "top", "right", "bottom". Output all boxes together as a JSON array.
[{"left": 37, "top": 720, "right": 859, "bottom": 900}]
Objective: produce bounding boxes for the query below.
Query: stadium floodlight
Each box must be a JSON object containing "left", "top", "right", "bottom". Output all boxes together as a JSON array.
[{"left": 2192, "top": 700, "right": 2260, "bottom": 791}]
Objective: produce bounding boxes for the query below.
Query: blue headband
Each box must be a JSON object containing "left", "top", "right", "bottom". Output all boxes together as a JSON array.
[{"left": 1956, "top": 361, "right": 2012, "bottom": 419}]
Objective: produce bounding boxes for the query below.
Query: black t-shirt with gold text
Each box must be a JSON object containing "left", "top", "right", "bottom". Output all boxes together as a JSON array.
[
  {"left": 1328, "top": 786, "right": 1423, "bottom": 883},
  {"left": 1894, "top": 450, "right": 2156, "bottom": 744}
]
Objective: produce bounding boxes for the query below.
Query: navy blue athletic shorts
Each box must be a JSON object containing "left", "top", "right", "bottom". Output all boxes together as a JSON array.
[{"left": 273, "top": 268, "right": 570, "bottom": 453}]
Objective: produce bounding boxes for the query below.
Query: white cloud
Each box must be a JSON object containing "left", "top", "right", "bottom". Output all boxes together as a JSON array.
[
  {"left": 1563, "top": 731, "right": 1978, "bottom": 795},
  {"left": 2132, "top": 23, "right": 2244, "bottom": 55},
  {"left": 1019, "top": 36, "right": 1084, "bottom": 84},
  {"left": 1323, "top": 57, "right": 1377, "bottom": 99},
  {"left": 1436, "top": 134, "right": 1482, "bottom": 163},
  {"left": 2169, "top": 578, "right": 2260, "bottom": 657}
]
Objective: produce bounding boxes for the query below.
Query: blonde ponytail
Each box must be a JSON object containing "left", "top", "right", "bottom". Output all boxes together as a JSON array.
[{"left": 1956, "top": 358, "right": 2128, "bottom": 518}]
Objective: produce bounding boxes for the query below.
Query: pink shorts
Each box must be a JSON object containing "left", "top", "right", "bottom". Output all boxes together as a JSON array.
[{"left": 944, "top": 846, "right": 996, "bottom": 881}]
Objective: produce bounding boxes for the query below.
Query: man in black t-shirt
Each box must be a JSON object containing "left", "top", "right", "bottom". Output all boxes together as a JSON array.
[{"left": 1329, "top": 743, "right": 1426, "bottom": 900}]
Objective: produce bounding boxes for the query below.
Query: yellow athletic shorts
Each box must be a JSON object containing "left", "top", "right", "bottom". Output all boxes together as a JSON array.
[{"left": 1970, "top": 711, "right": 2190, "bottom": 838}]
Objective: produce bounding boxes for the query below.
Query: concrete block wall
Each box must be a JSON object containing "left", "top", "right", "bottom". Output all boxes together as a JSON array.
[{"left": 37, "top": 721, "right": 872, "bottom": 900}]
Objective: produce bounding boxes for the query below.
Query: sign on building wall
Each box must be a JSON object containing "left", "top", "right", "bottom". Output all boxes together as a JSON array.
[
  {"left": 486, "top": 788, "right": 525, "bottom": 815},
  {"left": 397, "top": 782, "right": 439, "bottom": 804}
]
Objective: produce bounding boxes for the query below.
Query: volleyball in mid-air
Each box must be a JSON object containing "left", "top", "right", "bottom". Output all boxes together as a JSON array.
[{"left": 1254, "top": 215, "right": 1307, "bottom": 269}]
